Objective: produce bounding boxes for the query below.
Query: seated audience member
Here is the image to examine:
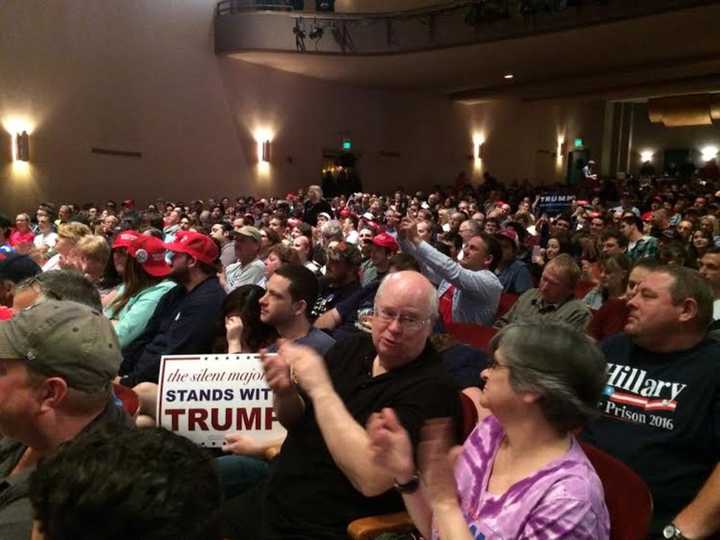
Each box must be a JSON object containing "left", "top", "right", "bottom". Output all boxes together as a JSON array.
[
  {"left": 261, "top": 264, "right": 335, "bottom": 354},
  {"left": 587, "top": 258, "right": 659, "bottom": 342},
  {"left": 529, "top": 233, "right": 571, "bottom": 279},
  {"left": 399, "top": 217, "right": 502, "bottom": 326},
  {"left": 360, "top": 232, "right": 398, "bottom": 286},
  {"left": 223, "top": 284, "right": 278, "bottom": 354},
  {"left": 216, "top": 285, "right": 283, "bottom": 498},
  {"left": 210, "top": 221, "right": 236, "bottom": 268},
  {"left": 698, "top": 246, "right": 720, "bottom": 327},
  {"left": 314, "top": 252, "right": 418, "bottom": 340},
  {"left": 311, "top": 241, "right": 362, "bottom": 318},
  {"left": 0, "top": 254, "right": 41, "bottom": 314},
  {"left": 493, "top": 228, "right": 533, "bottom": 295},
  {"left": 9, "top": 213, "right": 34, "bottom": 254},
  {"left": 496, "top": 254, "right": 591, "bottom": 332},
  {"left": 119, "top": 231, "right": 225, "bottom": 387},
  {"left": 31, "top": 212, "right": 58, "bottom": 263},
  {"left": 0, "top": 300, "right": 131, "bottom": 539},
  {"left": 260, "top": 243, "right": 301, "bottom": 288},
  {"left": 41, "top": 222, "right": 92, "bottom": 272},
  {"left": 292, "top": 234, "right": 320, "bottom": 274},
  {"left": 221, "top": 271, "right": 461, "bottom": 540},
  {"left": 621, "top": 213, "right": 658, "bottom": 262},
  {"left": 104, "top": 235, "right": 177, "bottom": 348},
  {"left": 29, "top": 428, "right": 223, "bottom": 540},
  {"left": 13, "top": 270, "right": 103, "bottom": 311},
  {"left": 600, "top": 228, "right": 628, "bottom": 256},
  {"left": 224, "top": 226, "right": 265, "bottom": 292},
  {"left": 582, "top": 265, "right": 720, "bottom": 538},
  {"left": 101, "top": 229, "right": 141, "bottom": 306},
  {"left": 658, "top": 241, "right": 688, "bottom": 267},
  {"left": 687, "top": 228, "right": 714, "bottom": 269},
  {"left": 74, "top": 234, "right": 111, "bottom": 284},
  {"left": 368, "top": 323, "right": 609, "bottom": 539},
  {"left": 582, "top": 253, "right": 631, "bottom": 310}
]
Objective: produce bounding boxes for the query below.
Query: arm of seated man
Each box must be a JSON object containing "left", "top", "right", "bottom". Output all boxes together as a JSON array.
[
  {"left": 285, "top": 340, "right": 460, "bottom": 498},
  {"left": 672, "top": 463, "right": 720, "bottom": 538}
]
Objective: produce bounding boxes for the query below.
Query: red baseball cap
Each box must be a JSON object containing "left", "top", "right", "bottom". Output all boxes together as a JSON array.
[
  {"left": 112, "top": 230, "right": 141, "bottom": 250},
  {"left": 164, "top": 231, "right": 219, "bottom": 265},
  {"left": 372, "top": 232, "right": 399, "bottom": 252},
  {"left": 128, "top": 235, "right": 171, "bottom": 277}
]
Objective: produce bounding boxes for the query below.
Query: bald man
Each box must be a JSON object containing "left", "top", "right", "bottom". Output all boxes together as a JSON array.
[{"left": 222, "top": 271, "right": 461, "bottom": 540}]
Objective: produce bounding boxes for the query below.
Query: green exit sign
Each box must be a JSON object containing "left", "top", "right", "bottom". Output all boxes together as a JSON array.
[
  {"left": 574, "top": 137, "right": 584, "bottom": 148},
  {"left": 342, "top": 138, "right": 352, "bottom": 151}
]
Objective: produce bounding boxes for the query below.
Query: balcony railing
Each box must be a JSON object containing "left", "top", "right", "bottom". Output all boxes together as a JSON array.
[{"left": 215, "top": 0, "right": 717, "bottom": 56}]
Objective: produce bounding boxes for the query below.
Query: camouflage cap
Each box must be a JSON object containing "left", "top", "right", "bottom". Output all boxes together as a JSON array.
[{"left": 0, "top": 300, "right": 121, "bottom": 392}]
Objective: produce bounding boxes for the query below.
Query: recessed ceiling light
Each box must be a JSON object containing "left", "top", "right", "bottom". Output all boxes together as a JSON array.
[{"left": 504, "top": 73, "right": 514, "bottom": 80}]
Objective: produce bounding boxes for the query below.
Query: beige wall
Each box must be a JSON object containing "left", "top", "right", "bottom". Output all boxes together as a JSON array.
[{"left": 0, "top": 0, "right": 606, "bottom": 214}]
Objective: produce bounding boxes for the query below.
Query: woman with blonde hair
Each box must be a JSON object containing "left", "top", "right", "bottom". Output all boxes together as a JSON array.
[
  {"left": 42, "top": 222, "right": 92, "bottom": 272},
  {"left": 75, "top": 234, "right": 111, "bottom": 284}
]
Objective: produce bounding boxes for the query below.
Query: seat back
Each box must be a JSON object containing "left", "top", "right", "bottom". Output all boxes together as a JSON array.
[
  {"left": 496, "top": 292, "right": 519, "bottom": 318},
  {"left": 446, "top": 323, "right": 498, "bottom": 351},
  {"left": 580, "top": 442, "right": 652, "bottom": 540}
]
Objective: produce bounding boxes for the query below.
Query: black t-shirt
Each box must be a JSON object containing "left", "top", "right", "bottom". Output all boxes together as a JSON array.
[
  {"left": 311, "top": 278, "right": 361, "bottom": 319},
  {"left": 223, "top": 334, "right": 461, "bottom": 540},
  {"left": 582, "top": 333, "right": 720, "bottom": 536}
]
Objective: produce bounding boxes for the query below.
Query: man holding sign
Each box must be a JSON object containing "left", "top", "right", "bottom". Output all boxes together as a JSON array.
[{"left": 221, "top": 271, "right": 461, "bottom": 540}]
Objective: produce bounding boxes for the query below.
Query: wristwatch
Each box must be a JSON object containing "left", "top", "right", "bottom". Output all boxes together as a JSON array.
[
  {"left": 393, "top": 473, "right": 420, "bottom": 494},
  {"left": 662, "top": 523, "right": 687, "bottom": 539}
]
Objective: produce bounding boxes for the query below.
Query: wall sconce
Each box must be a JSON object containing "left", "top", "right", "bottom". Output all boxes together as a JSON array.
[
  {"left": 640, "top": 149, "right": 654, "bottom": 163},
  {"left": 701, "top": 145, "right": 718, "bottom": 162},
  {"left": 261, "top": 140, "right": 271, "bottom": 162},
  {"left": 15, "top": 131, "right": 30, "bottom": 162},
  {"left": 472, "top": 133, "right": 486, "bottom": 160}
]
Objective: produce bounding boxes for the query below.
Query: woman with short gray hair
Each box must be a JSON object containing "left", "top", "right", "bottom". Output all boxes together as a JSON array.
[{"left": 368, "top": 322, "right": 610, "bottom": 539}]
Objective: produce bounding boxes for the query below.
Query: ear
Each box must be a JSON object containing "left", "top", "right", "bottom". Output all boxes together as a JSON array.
[
  {"left": 36, "top": 377, "right": 69, "bottom": 413},
  {"left": 521, "top": 391, "right": 542, "bottom": 405},
  {"left": 292, "top": 299, "right": 307, "bottom": 318},
  {"left": 677, "top": 297, "right": 699, "bottom": 324}
]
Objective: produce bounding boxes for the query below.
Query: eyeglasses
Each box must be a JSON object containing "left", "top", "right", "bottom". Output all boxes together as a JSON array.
[{"left": 373, "top": 306, "right": 430, "bottom": 331}]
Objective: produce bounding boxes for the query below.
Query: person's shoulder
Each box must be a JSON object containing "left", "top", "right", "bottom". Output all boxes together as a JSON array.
[{"left": 304, "top": 327, "right": 336, "bottom": 355}]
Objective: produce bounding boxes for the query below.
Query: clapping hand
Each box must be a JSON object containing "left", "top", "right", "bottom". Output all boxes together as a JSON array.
[
  {"left": 367, "top": 408, "right": 415, "bottom": 483},
  {"left": 418, "top": 418, "right": 461, "bottom": 509},
  {"left": 279, "top": 341, "right": 333, "bottom": 400}
]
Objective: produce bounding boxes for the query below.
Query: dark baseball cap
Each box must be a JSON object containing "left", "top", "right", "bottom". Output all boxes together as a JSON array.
[
  {"left": 0, "top": 300, "right": 121, "bottom": 392},
  {"left": 0, "top": 254, "right": 41, "bottom": 284}
]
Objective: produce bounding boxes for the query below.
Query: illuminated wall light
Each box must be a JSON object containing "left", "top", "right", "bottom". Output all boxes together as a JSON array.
[
  {"left": 261, "top": 140, "right": 271, "bottom": 162},
  {"left": 556, "top": 135, "right": 567, "bottom": 166},
  {"left": 640, "top": 149, "right": 654, "bottom": 163},
  {"left": 15, "top": 131, "right": 30, "bottom": 162},
  {"left": 701, "top": 145, "right": 718, "bottom": 162}
]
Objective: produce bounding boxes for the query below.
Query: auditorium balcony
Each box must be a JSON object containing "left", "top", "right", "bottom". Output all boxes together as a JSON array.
[{"left": 215, "top": 0, "right": 714, "bottom": 57}]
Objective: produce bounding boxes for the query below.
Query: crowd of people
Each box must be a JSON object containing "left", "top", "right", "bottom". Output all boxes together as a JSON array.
[{"left": 0, "top": 169, "right": 719, "bottom": 539}]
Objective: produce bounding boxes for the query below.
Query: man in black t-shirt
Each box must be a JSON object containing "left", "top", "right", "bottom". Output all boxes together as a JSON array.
[
  {"left": 221, "top": 271, "right": 460, "bottom": 540},
  {"left": 311, "top": 241, "right": 361, "bottom": 319},
  {"left": 582, "top": 266, "right": 720, "bottom": 539}
]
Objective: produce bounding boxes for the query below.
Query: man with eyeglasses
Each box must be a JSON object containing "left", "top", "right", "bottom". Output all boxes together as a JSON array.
[{"left": 221, "top": 270, "right": 461, "bottom": 540}]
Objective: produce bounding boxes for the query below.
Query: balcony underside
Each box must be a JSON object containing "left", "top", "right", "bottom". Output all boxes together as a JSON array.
[{"left": 217, "top": 2, "right": 720, "bottom": 102}]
